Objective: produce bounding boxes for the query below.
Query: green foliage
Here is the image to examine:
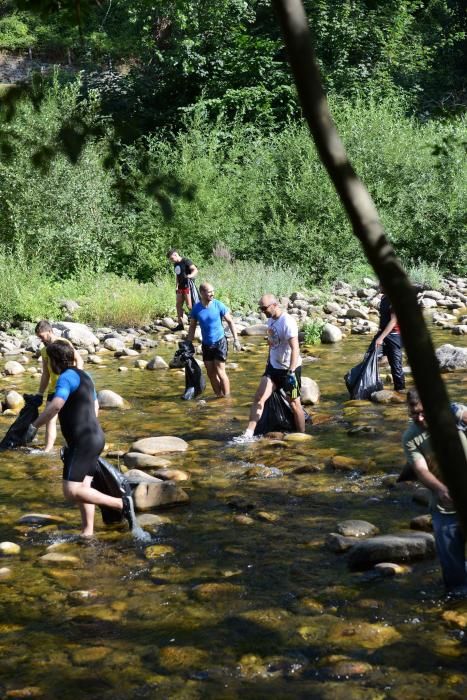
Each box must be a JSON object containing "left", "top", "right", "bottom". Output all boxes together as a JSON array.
[
  {"left": 408, "top": 261, "right": 442, "bottom": 290},
  {"left": 0, "top": 14, "right": 35, "bottom": 49},
  {"left": 0, "top": 254, "right": 61, "bottom": 323},
  {"left": 302, "top": 318, "right": 326, "bottom": 346}
]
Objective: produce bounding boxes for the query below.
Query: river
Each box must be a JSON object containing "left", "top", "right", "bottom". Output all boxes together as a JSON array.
[{"left": 0, "top": 327, "right": 466, "bottom": 699}]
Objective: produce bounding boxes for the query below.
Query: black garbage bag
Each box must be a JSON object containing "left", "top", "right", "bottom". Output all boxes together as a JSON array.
[
  {"left": 188, "top": 278, "right": 200, "bottom": 305},
  {"left": 171, "top": 341, "right": 206, "bottom": 400},
  {"left": 344, "top": 349, "right": 383, "bottom": 400},
  {"left": 254, "top": 389, "right": 295, "bottom": 436},
  {"left": 0, "top": 394, "right": 43, "bottom": 450},
  {"left": 90, "top": 456, "right": 130, "bottom": 525}
]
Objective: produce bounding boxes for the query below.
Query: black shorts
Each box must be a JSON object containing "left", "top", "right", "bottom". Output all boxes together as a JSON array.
[
  {"left": 61, "top": 437, "right": 105, "bottom": 482},
  {"left": 202, "top": 336, "right": 228, "bottom": 363},
  {"left": 263, "top": 363, "right": 302, "bottom": 398}
]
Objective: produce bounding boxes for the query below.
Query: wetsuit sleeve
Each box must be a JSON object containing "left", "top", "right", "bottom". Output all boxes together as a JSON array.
[{"left": 54, "top": 369, "right": 81, "bottom": 402}]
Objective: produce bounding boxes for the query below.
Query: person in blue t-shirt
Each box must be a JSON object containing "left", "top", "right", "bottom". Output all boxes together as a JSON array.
[{"left": 186, "top": 282, "right": 241, "bottom": 397}]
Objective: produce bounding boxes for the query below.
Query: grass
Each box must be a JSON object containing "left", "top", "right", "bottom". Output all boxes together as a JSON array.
[{"left": 302, "top": 318, "right": 326, "bottom": 345}]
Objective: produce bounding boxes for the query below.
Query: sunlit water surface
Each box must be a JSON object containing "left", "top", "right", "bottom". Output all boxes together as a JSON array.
[{"left": 0, "top": 328, "right": 466, "bottom": 699}]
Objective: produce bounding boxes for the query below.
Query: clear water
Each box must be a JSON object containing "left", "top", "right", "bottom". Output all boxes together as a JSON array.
[{"left": 0, "top": 328, "right": 466, "bottom": 699}]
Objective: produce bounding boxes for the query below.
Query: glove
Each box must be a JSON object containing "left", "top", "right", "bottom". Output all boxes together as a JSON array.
[
  {"left": 36, "top": 393, "right": 44, "bottom": 406},
  {"left": 233, "top": 339, "right": 242, "bottom": 352},
  {"left": 24, "top": 424, "right": 38, "bottom": 444},
  {"left": 285, "top": 371, "right": 299, "bottom": 399}
]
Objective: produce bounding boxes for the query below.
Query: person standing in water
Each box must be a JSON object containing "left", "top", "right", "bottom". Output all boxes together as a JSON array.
[
  {"left": 373, "top": 290, "right": 405, "bottom": 392},
  {"left": 233, "top": 293, "right": 305, "bottom": 442},
  {"left": 26, "top": 341, "right": 132, "bottom": 537},
  {"left": 35, "top": 320, "right": 84, "bottom": 453},
  {"left": 186, "top": 282, "right": 241, "bottom": 397},
  {"left": 167, "top": 249, "right": 198, "bottom": 331}
]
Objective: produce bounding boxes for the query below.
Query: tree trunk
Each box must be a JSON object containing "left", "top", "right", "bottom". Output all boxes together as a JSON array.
[{"left": 272, "top": 0, "right": 467, "bottom": 528}]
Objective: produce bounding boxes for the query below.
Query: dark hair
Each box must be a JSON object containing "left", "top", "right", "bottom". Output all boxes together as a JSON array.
[
  {"left": 46, "top": 340, "right": 76, "bottom": 375},
  {"left": 166, "top": 249, "right": 177, "bottom": 258},
  {"left": 407, "top": 389, "right": 421, "bottom": 407},
  {"left": 35, "top": 320, "right": 53, "bottom": 334}
]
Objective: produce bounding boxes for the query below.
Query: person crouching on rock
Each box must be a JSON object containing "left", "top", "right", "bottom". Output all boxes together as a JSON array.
[{"left": 25, "top": 340, "right": 132, "bottom": 538}]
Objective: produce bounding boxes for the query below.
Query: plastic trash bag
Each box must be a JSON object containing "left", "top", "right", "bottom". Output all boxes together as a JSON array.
[
  {"left": 344, "top": 348, "right": 383, "bottom": 400},
  {"left": 90, "top": 456, "right": 129, "bottom": 525},
  {"left": 171, "top": 341, "right": 205, "bottom": 400},
  {"left": 0, "top": 394, "right": 43, "bottom": 450},
  {"left": 254, "top": 389, "right": 295, "bottom": 435}
]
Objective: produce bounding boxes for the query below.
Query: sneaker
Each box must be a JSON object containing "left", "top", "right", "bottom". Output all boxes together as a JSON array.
[
  {"left": 230, "top": 432, "right": 258, "bottom": 445},
  {"left": 120, "top": 482, "right": 135, "bottom": 529},
  {"left": 174, "top": 323, "right": 184, "bottom": 332}
]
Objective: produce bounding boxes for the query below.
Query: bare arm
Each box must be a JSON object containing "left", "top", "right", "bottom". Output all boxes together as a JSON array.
[
  {"left": 223, "top": 312, "right": 241, "bottom": 347},
  {"left": 38, "top": 356, "right": 50, "bottom": 395},
  {"left": 288, "top": 336, "right": 300, "bottom": 373},
  {"left": 376, "top": 312, "right": 397, "bottom": 346},
  {"left": 186, "top": 317, "right": 198, "bottom": 343},
  {"left": 74, "top": 348, "right": 84, "bottom": 370},
  {"left": 187, "top": 264, "right": 198, "bottom": 279},
  {"left": 33, "top": 397, "right": 65, "bottom": 429},
  {"left": 412, "top": 455, "right": 453, "bottom": 509}
]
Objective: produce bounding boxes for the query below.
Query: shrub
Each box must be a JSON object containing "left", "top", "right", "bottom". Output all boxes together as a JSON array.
[{"left": 302, "top": 318, "right": 326, "bottom": 345}]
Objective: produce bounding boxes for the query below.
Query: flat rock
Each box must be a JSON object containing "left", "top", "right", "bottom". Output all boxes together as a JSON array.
[
  {"left": 336, "top": 520, "right": 379, "bottom": 537},
  {"left": 123, "top": 452, "right": 171, "bottom": 469},
  {"left": 240, "top": 324, "right": 268, "bottom": 336},
  {"left": 40, "top": 552, "right": 80, "bottom": 566},
  {"left": 146, "top": 355, "right": 169, "bottom": 370},
  {"left": 17, "top": 513, "right": 66, "bottom": 525},
  {"left": 131, "top": 436, "right": 188, "bottom": 454},
  {"left": 152, "top": 468, "right": 189, "bottom": 482},
  {"left": 348, "top": 532, "right": 435, "bottom": 570},
  {"left": 132, "top": 481, "right": 189, "bottom": 510},
  {"left": 371, "top": 390, "right": 405, "bottom": 404},
  {"left": 325, "top": 533, "right": 359, "bottom": 553},
  {"left": 192, "top": 582, "right": 243, "bottom": 601},
  {"left": 125, "top": 468, "right": 162, "bottom": 483},
  {"left": 97, "top": 389, "right": 126, "bottom": 409},
  {"left": 410, "top": 514, "right": 432, "bottom": 531}
]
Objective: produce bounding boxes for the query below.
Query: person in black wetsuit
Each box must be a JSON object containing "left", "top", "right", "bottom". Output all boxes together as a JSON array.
[
  {"left": 25, "top": 341, "right": 131, "bottom": 537},
  {"left": 372, "top": 290, "right": 406, "bottom": 392}
]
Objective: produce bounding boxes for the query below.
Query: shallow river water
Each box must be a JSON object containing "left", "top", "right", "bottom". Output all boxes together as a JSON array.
[{"left": 0, "top": 327, "right": 466, "bottom": 699}]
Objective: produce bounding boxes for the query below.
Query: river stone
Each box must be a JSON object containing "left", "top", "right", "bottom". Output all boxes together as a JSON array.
[
  {"left": 54, "top": 322, "right": 99, "bottom": 348},
  {"left": 132, "top": 481, "right": 189, "bottom": 510},
  {"left": 436, "top": 343, "right": 467, "bottom": 371},
  {"left": 87, "top": 354, "right": 103, "bottom": 365},
  {"left": 241, "top": 324, "right": 268, "bottom": 336},
  {"left": 410, "top": 514, "right": 432, "bottom": 531},
  {"left": 3, "top": 361, "right": 25, "bottom": 375},
  {"left": 125, "top": 468, "right": 162, "bottom": 483},
  {"left": 136, "top": 513, "right": 169, "bottom": 529},
  {"left": 328, "top": 455, "right": 373, "bottom": 471},
  {"left": 0, "top": 542, "right": 20, "bottom": 556},
  {"left": 134, "top": 359, "right": 148, "bottom": 369},
  {"left": 158, "top": 645, "right": 210, "bottom": 672},
  {"left": 0, "top": 567, "right": 12, "bottom": 580},
  {"left": 152, "top": 468, "right": 189, "bottom": 482},
  {"left": 4, "top": 390, "right": 24, "bottom": 410},
  {"left": 161, "top": 317, "right": 178, "bottom": 330},
  {"left": 144, "top": 544, "right": 175, "bottom": 558},
  {"left": 301, "top": 376, "right": 320, "bottom": 405},
  {"left": 71, "top": 646, "right": 111, "bottom": 665},
  {"left": 327, "top": 620, "right": 401, "bottom": 649},
  {"left": 17, "top": 513, "right": 66, "bottom": 525},
  {"left": 131, "top": 436, "right": 188, "bottom": 454},
  {"left": 118, "top": 366, "right": 129, "bottom": 372},
  {"left": 122, "top": 347, "right": 139, "bottom": 356},
  {"left": 283, "top": 432, "right": 312, "bottom": 442},
  {"left": 336, "top": 520, "right": 379, "bottom": 538},
  {"left": 40, "top": 552, "right": 80, "bottom": 566},
  {"left": 442, "top": 610, "right": 467, "bottom": 629},
  {"left": 233, "top": 514, "right": 255, "bottom": 525},
  {"left": 371, "top": 390, "right": 405, "bottom": 404},
  {"left": 412, "top": 487, "right": 431, "bottom": 506},
  {"left": 373, "top": 562, "right": 410, "bottom": 576},
  {"left": 348, "top": 532, "right": 435, "bottom": 570},
  {"left": 325, "top": 533, "right": 359, "bottom": 553},
  {"left": 102, "top": 338, "right": 124, "bottom": 352},
  {"left": 97, "top": 389, "right": 125, "bottom": 409},
  {"left": 321, "top": 323, "right": 343, "bottom": 343},
  {"left": 146, "top": 355, "right": 169, "bottom": 370},
  {"left": 123, "top": 453, "right": 171, "bottom": 469},
  {"left": 193, "top": 581, "right": 243, "bottom": 601},
  {"left": 346, "top": 307, "right": 369, "bottom": 320}
]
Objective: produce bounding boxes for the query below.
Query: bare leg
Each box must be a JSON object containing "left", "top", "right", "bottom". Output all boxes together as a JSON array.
[
  {"left": 176, "top": 293, "right": 184, "bottom": 325},
  {"left": 246, "top": 376, "right": 275, "bottom": 433},
  {"left": 77, "top": 476, "right": 96, "bottom": 536},
  {"left": 204, "top": 360, "right": 222, "bottom": 396},
  {"left": 63, "top": 480, "right": 123, "bottom": 510},
  {"left": 289, "top": 397, "right": 305, "bottom": 433},
  {"left": 44, "top": 414, "right": 58, "bottom": 452},
  {"left": 215, "top": 360, "right": 230, "bottom": 397},
  {"left": 185, "top": 291, "right": 192, "bottom": 311}
]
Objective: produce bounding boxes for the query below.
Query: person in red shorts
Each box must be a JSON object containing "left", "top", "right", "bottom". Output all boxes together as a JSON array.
[{"left": 167, "top": 249, "right": 198, "bottom": 331}]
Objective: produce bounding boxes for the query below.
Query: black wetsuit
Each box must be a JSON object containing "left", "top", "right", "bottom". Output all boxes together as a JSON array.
[{"left": 54, "top": 368, "right": 105, "bottom": 482}]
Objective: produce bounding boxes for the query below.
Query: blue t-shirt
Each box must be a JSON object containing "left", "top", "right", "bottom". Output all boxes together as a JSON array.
[
  {"left": 191, "top": 299, "right": 229, "bottom": 344},
  {"left": 55, "top": 368, "right": 97, "bottom": 402}
]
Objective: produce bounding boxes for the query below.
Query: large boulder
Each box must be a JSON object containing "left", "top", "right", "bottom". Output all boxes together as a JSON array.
[
  {"left": 132, "top": 481, "right": 190, "bottom": 510},
  {"left": 436, "top": 344, "right": 467, "bottom": 371},
  {"left": 320, "top": 323, "right": 342, "bottom": 344},
  {"left": 300, "top": 376, "right": 320, "bottom": 405},
  {"left": 348, "top": 532, "right": 435, "bottom": 570},
  {"left": 103, "top": 338, "right": 125, "bottom": 352},
  {"left": 131, "top": 436, "right": 189, "bottom": 454},
  {"left": 4, "top": 390, "right": 25, "bottom": 410},
  {"left": 123, "top": 453, "right": 171, "bottom": 469},
  {"left": 146, "top": 356, "right": 169, "bottom": 370},
  {"left": 54, "top": 322, "right": 99, "bottom": 349},
  {"left": 97, "top": 389, "right": 126, "bottom": 409}
]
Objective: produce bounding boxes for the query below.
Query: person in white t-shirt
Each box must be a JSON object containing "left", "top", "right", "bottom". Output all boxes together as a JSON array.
[{"left": 234, "top": 294, "right": 305, "bottom": 441}]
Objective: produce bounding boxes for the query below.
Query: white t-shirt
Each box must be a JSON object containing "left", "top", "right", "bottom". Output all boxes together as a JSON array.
[{"left": 267, "top": 312, "right": 302, "bottom": 370}]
